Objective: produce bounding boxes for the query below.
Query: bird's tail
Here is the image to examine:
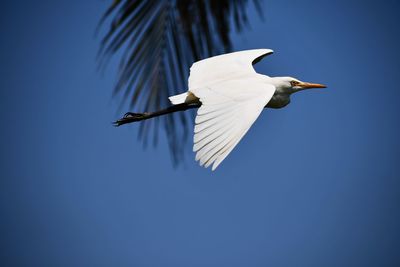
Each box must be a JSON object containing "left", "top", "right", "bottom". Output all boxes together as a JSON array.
[{"left": 168, "top": 92, "right": 189, "bottom": 105}]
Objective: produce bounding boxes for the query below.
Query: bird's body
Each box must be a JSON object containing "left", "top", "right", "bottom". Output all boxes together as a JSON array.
[
  {"left": 115, "top": 49, "right": 326, "bottom": 170},
  {"left": 266, "top": 93, "right": 291, "bottom": 109},
  {"left": 170, "top": 74, "right": 293, "bottom": 109}
]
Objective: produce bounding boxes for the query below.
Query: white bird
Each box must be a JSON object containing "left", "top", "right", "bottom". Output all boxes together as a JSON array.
[{"left": 115, "top": 49, "right": 326, "bottom": 170}]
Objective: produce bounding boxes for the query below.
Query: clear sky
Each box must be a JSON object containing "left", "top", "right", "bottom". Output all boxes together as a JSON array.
[{"left": 1, "top": 0, "right": 399, "bottom": 266}]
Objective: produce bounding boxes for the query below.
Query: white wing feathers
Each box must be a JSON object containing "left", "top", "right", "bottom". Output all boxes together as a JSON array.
[
  {"left": 191, "top": 81, "right": 275, "bottom": 170},
  {"left": 188, "top": 49, "right": 273, "bottom": 89},
  {"left": 174, "top": 48, "right": 276, "bottom": 170}
]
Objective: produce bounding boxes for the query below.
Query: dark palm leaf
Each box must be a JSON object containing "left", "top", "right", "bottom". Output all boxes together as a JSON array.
[{"left": 98, "top": 0, "right": 263, "bottom": 164}]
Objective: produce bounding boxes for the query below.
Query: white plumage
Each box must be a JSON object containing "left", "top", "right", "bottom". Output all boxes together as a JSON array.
[
  {"left": 170, "top": 49, "right": 275, "bottom": 170},
  {"left": 166, "top": 48, "right": 326, "bottom": 170}
]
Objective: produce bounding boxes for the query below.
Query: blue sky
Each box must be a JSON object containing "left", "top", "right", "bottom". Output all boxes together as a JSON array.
[{"left": 1, "top": 1, "right": 399, "bottom": 266}]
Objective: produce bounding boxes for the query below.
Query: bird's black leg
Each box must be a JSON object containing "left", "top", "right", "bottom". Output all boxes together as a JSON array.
[{"left": 113, "top": 103, "right": 201, "bottom": 127}]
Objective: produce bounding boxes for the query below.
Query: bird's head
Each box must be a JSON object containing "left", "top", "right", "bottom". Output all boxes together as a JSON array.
[{"left": 273, "top": 76, "right": 326, "bottom": 93}]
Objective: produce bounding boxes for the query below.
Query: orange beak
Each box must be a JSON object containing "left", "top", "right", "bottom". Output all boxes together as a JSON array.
[{"left": 299, "top": 82, "right": 327, "bottom": 89}]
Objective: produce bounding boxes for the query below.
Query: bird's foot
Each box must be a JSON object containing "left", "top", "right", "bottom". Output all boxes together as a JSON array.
[
  {"left": 123, "top": 112, "right": 138, "bottom": 118},
  {"left": 113, "top": 112, "right": 149, "bottom": 127}
]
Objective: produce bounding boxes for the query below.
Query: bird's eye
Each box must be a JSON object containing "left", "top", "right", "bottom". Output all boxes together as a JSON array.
[{"left": 290, "top": 81, "right": 299, "bottom": 86}]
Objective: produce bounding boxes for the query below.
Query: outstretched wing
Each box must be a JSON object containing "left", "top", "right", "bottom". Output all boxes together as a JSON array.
[
  {"left": 188, "top": 49, "right": 273, "bottom": 89},
  {"left": 191, "top": 80, "right": 276, "bottom": 170}
]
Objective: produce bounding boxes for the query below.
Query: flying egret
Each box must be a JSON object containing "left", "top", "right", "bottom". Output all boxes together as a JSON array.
[{"left": 115, "top": 49, "right": 326, "bottom": 170}]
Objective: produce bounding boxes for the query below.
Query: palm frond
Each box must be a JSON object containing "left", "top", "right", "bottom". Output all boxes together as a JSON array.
[{"left": 98, "top": 0, "right": 263, "bottom": 164}]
